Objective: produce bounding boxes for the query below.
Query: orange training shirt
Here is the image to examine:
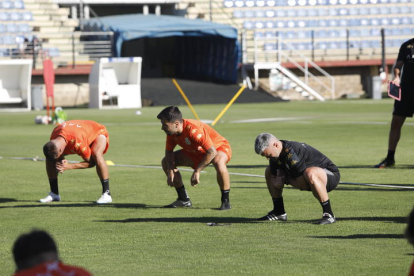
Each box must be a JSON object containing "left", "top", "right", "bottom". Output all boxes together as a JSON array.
[
  {"left": 50, "top": 120, "right": 109, "bottom": 161},
  {"left": 166, "top": 119, "right": 229, "bottom": 155}
]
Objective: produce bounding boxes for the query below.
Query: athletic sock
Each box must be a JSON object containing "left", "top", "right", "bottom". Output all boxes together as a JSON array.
[
  {"left": 221, "top": 189, "right": 230, "bottom": 203},
  {"left": 176, "top": 186, "right": 189, "bottom": 201},
  {"left": 386, "top": 150, "right": 395, "bottom": 161},
  {"left": 321, "top": 199, "right": 334, "bottom": 217},
  {"left": 272, "top": 197, "right": 285, "bottom": 215},
  {"left": 49, "top": 179, "right": 58, "bottom": 195},
  {"left": 101, "top": 179, "right": 110, "bottom": 195}
]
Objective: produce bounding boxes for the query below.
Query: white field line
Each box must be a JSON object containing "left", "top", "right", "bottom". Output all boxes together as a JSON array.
[{"left": 2, "top": 156, "right": 414, "bottom": 189}]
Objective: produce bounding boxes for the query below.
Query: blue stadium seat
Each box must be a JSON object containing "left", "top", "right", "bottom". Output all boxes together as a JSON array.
[
  {"left": 246, "top": 0, "right": 255, "bottom": 6},
  {"left": 265, "top": 20, "right": 275, "bottom": 28},
  {"left": 2, "top": 34, "right": 14, "bottom": 44},
  {"left": 329, "top": 19, "right": 338, "bottom": 27},
  {"left": 329, "top": 8, "right": 338, "bottom": 16},
  {"left": 401, "top": 17, "right": 412, "bottom": 25},
  {"left": 265, "top": 9, "right": 276, "bottom": 17},
  {"left": 391, "top": 28, "right": 402, "bottom": 35},
  {"left": 349, "top": 29, "right": 360, "bottom": 36},
  {"left": 316, "top": 42, "right": 328, "bottom": 49},
  {"left": 349, "top": 7, "right": 358, "bottom": 15},
  {"left": 13, "top": 0, "right": 24, "bottom": 9},
  {"left": 369, "top": 6, "right": 380, "bottom": 15},
  {"left": 339, "top": 18, "right": 348, "bottom": 26},
  {"left": 255, "top": 10, "right": 265, "bottom": 17},
  {"left": 297, "top": 8, "right": 307, "bottom": 16},
  {"left": 285, "top": 30, "right": 295, "bottom": 38},
  {"left": 234, "top": 0, "right": 244, "bottom": 7},
  {"left": 0, "top": 12, "right": 10, "bottom": 21},
  {"left": 0, "top": 48, "right": 10, "bottom": 56},
  {"left": 402, "top": 27, "right": 411, "bottom": 34},
  {"left": 22, "top": 12, "right": 33, "bottom": 21},
  {"left": 6, "top": 23, "right": 18, "bottom": 33},
  {"left": 10, "top": 12, "right": 21, "bottom": 21},
  {"left": 360, "top": 28, "right": 370, "bottom": 36},
  {"left": 318, "top": 19, "right": 328, "bottom": 27},
  {"left": 263, "top": 43, "right": 277, "bottom": 51},
  {"left": 276, "top": 21, "right": 285, "bottom": 28},
  {"left": 1, "top": 0, "right": 12, "bottom": 9},
  {"left": 223, "top": 0, "right": 234, "bottom": 7},
  {"left": 233, "top": 10, "right": 244, "bottom": 18},
  {"left": 276, "top": 9, "right": 286, "bottom": 17},
  {"left": 391, "top": 17, "right": 401, "bottom": 25},
  {"left": 308, "top": 8, "right": 318, "bottom": 16},
  {"left": 255, "top": 21, "right": 265, "bottom": 28},
  {"left": 360, "top": 40, "right": 372, "bottom": 48},
  {"left": 243, "top": 21, "right": 254, "bottom": 29},
  {"left": 359, "top": 7, "right": 369, "bottom": 15},
  {"left": 243, "top": 10, "right": 254, "bottom": 17},
  {"left": 318, "top": 8, "right": 328, "bottom": 16},
  {"left": 264, "top": 31, "right": 275, "bottom": 37},
  {"left": 370, "top": 18, "right": 380, "bottom": 26},
  {"left": 371, "top": 27, "right": 381, "bottom": 36},
  {"left": 18, "top": 23, "right": 31, "bottom": 33},
  {"left": 256, "top": 0, "right": 266, "bottom": 7},
  {"left": 339, "top": 29, "right": 348, "bottom": 37},
  {"left": 287, "top": 9, "right": 297, "bottom": 17},
  {"left": 287, "top": 0, "right": 296, "bottom": 6},
  {"left": 348, "top": 18, "right": 360, "bottom": 26},
  {"left": 381, "top": 18, "right": 390, "bottom": 25},
  {"left": 0, "top": 23, "right": 5, "bottom": 33},
  {"left": 266, "top": 0, "right": 276, "bottom": 6}
]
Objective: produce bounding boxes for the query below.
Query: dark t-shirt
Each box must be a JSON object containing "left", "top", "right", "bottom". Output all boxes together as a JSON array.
[
  {"left": 397, "top": 38, "right": 414, "bottom": 87},
  {"left": 269, "top": 140, "right": 339, "bottom": 179}
]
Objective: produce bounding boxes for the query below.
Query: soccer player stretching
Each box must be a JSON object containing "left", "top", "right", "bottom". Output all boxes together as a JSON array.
[
  {"left": 255, "top": 133, "right": 340, "bottom": 224},
  {"left": 41, "top": 120, "right": 112, "bottom": 204},
  {"left": 157, "top": 106, "right": 232, "bottom": 210}
]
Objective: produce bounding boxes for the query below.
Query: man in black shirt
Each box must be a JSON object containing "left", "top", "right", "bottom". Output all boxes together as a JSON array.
[
  {"left": 375, "top": 38, "right": 414, "bottom": 168},
  {"left": 254, "top": 133, "right": 340, "bottom": 225}
]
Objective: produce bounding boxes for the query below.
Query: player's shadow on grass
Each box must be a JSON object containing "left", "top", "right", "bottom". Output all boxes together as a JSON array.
[
  {"left": 336, "top": 186, "right": 414, "bottom": 192},
  {"left": 339, "top": 164, "right": 414, "bottom": 169},
  {"left": 0, "top": 203, "right": 147, "bottom": 209},
  {"left": 98, "top": 217, "right": 258, "bottom": 224},
  {"left": 309, "top": 234, "right": 404, "bottom": 239},
  {"left": 227, "top": 165, "right": 267, "bottom": 169},
  {"left": 0, "top": 198, "right": 18, "bottom": 203},
  {"left": 338, "top": 216, "right": 407, "bottom": 224}
]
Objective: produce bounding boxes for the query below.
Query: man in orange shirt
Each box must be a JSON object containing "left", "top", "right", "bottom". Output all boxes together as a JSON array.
[
  {"left": 12, "top": 230, "right": 92, "bottom": 276},
  {"left": 41, "top": 120, "right": 112, "bottom": 204},
  {"left": 157, "top": 106, "right": 232, "bottom": 210}
]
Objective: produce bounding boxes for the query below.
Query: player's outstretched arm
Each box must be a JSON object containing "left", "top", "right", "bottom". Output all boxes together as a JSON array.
[
  {"left": 56, "top": 158, "right": 95, "bottom": 173},
  {"left": 191, "top": 146, "right": 217, "bottom": 186},
  {"left": 165, "top": 150, "right": 176, "bottom": 187}
]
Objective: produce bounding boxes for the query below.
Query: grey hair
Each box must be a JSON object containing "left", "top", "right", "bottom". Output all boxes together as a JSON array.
[{"left": 254, "top": 133, "right": 277, "bottom": 154}]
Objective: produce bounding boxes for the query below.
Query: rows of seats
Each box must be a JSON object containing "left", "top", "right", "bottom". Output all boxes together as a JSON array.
[
  {"left": 263, "top": 38, "right": 406, "bottom": 50},
  {"left": 0, "top": 0, "right": 35, "bottom": 58},
  {"left": 243, "top": 16, "right": 413, "bottom": 29},
  {"left": 224, "top": 0, "right": 413, "bottom": 8},
  {"left": 255, "top": 26, "right": 414, "bottom": 39},
  {"left": 234, "top": 5, "right": 414, "bottom": 18},
  {"left": 0, "top": 11, "right": 32, "bottom": 21},
  {"left": 0, "top": 0, "right": 24, "bottom": 9}
]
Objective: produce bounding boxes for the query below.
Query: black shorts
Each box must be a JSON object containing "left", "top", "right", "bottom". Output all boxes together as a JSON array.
[
  {"left": 393, "top": 86, "right": 414, "bottom": 117},
  {"left": 325, "top": 169, "right": 340, "bottom": 192}
]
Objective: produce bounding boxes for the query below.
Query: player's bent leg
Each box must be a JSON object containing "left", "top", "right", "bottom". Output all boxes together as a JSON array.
[
  {"left": 91, "top": 135, "right": 112, "bottom": 204},
  {"left": 258, "top": 167, "right": 287, "bottom": 221},
  {"left": 212, "top": 151, "right": 231, "bottom": 210},
  {"left": 162, "top": 150, "right": 193, "bottom": 208},
  {"left": 303, "top": 167, "right": 337, "bottom": 225},
  {"left": 303, "top": 167, "right": 329, "bottom": 202}
]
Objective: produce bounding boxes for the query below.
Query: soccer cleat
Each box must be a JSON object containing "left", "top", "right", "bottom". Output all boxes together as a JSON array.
[
  {"left": 374, "top": 158, "right": 395, "bottom": 169},
  {"left": 257, "top": 211, "right": 287, "bottom": 221},
  {"left": 318, "top": 213, "right": 336, "bottom": 225},
  {"left": 96, "top": 192, "right": 112, "bottom": 204},
  {"left": 39, "top": 192, "right": 61, "bottom": 203},
  {"left": 219, "top": 200, "right": 231, "bottom": 210},
  {"left": 164, "top": 199, "right": 192, "bottom": 208}
]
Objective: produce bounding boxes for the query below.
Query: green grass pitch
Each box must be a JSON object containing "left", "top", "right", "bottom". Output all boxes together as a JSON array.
[{"left": 0, "top": 99, "right": 413, "bottom": 275}]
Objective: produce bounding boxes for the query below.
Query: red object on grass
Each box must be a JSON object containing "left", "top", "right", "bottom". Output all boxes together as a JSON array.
[{"left": 43, "top": 59, "right": 55, "bottom": 123}]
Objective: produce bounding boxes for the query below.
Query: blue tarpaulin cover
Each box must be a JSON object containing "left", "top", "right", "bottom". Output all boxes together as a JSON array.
[{"left": 84, "top": 14, "right": 240, "bottom": 83}]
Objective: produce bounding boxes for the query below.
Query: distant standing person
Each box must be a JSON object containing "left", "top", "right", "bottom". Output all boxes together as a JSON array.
[
  {"left": 41, "top": 120, "right": 112, "bottom": 204},
  {"left": 12, "top": 230, "right": 92, "bottom": 276},
  {"left": 157, "top": 106, "right": 232, "bottom": 210},
  {"left": 254, "top": 133, "right": 340, "bottom": 224},
  {"left": 375, "top": 38, "right": 414, "bottom": 168}
]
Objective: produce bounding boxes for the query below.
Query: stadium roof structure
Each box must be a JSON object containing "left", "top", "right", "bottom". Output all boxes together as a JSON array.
[
  {"left": 84, "top": 14, "right": 238, "bottom": 56},
  {"left": 84, "top": 14, "right": 240, "bottom": 83}
]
